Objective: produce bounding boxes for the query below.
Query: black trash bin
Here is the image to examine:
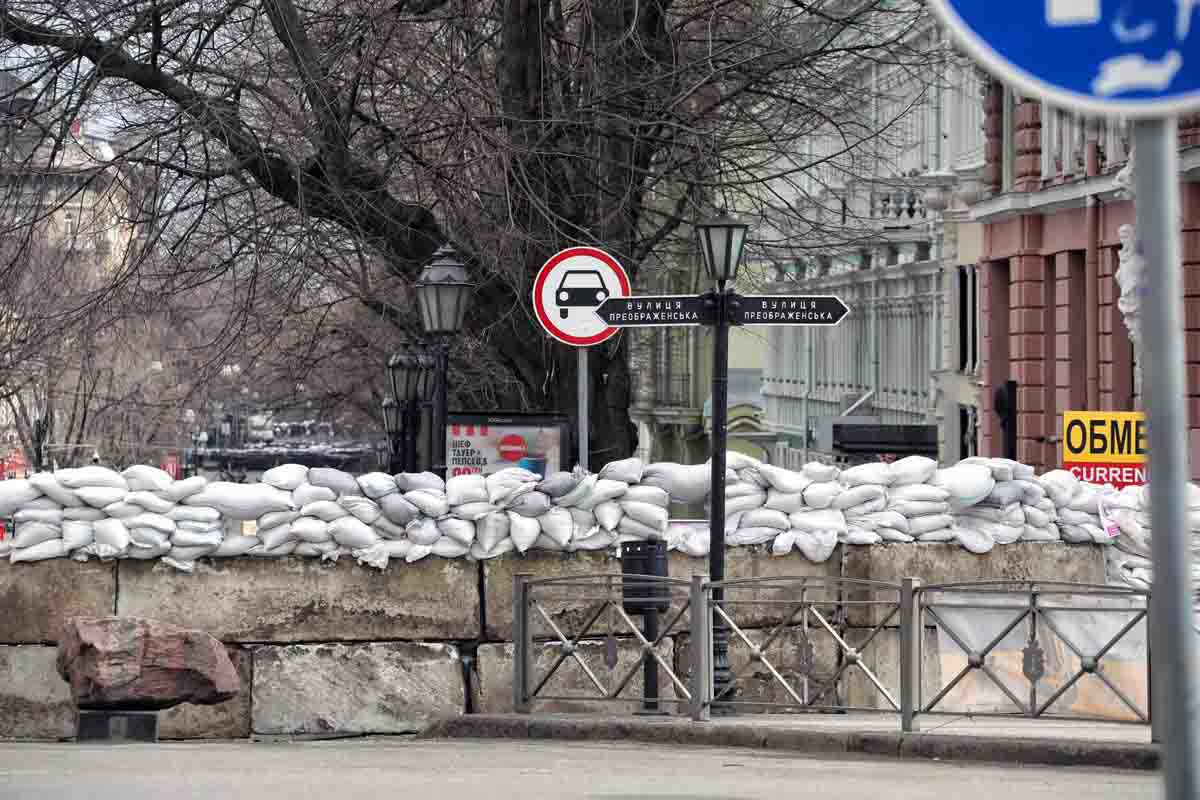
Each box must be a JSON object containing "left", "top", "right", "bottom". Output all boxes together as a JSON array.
[{"left": 620, "top": 539, "right": 669, "bottom": 714}]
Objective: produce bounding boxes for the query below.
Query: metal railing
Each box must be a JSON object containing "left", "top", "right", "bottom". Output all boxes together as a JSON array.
[{"left": 512, "top": 574, "right": 1156, "bottom": 736}]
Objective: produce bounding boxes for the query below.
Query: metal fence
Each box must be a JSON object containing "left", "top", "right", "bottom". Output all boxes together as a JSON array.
[{"left": 512, "top": 573, "right": 1155, "bottom": 736}]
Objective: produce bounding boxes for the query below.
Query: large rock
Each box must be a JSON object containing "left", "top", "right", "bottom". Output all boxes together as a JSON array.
[
  {"left": 57, "top": 617, "right": 240, "bottom": 710},
  {"left": 483, "top": 551, "right": 616, "bottom": 642},
  {"left": 0, "top": 646, "right": 75, "bottom": 739},
  {"left": 252, "top": 642, "right": 463, "bottom": 735},
  {"left": 159, "top": 645, "right": 252, "bottom": 739},
  {"left": 118, "top": 556, "right": 479, "bottom": 643},
  {"left": 476, "top": 638, "right": 676, "bottom": 715},
  {"left": 0, "top": 560, "right": 116, "bottom": 644}
]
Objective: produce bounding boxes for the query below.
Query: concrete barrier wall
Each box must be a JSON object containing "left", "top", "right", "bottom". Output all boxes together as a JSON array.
[{"left": 0, "top": 542, "right": 1113, "bottom": 739}]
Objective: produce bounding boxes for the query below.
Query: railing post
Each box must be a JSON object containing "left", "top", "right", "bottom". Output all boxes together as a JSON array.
[
  {"left": 1148, "top": 592, "right": 1162, "bottom": 743},
  {"left": 690, "top": 573, "right": 711, "bottom": 722},
  {"left": 513, "top": 573, "right": 533, "bottom": 714},
  {"left": 900, "top": 577, "right": 922, "bottom": 733}
]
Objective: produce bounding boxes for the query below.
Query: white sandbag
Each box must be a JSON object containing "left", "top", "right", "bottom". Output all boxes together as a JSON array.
[
  {"left": 76, "top": 486, "right": 128, "bottom": 509},
  {"left": 600, "top": 457, "right": 644, "bottom": 484},
  {"left": 127, "top": 513, "right": 175, "bottom": 534},
  {"left": 292, "top": 517, "right": 331, "bottom": 544},
  {"left": 764, "top": 490, "right": 806, "bottom": 515},
  {"left": 476, "top": 512, "right": 511, "bottom": 552},
  {"left": 121, "top": 465, "right": 175, "bottom": 493},
  {"left": 62, "top": 520, "right": 94, "bottom": 550},
  {"left": 740, "top": 508, "right": 790, "bottom": 531},
  {"left": 257, "top": 523, "right": 293, "bottom": 550},
  {"left": 801, "top": 462, "right": 839, "bottom": 483},
  {"left": 357, "top": 472, "right": 399, "bottom": 499},
  {"left": 537, "top": 507, "right": 573, "bottom": 548},
  {"left": 931, "top": 465, "right": 996, "bottom": 510},
  {"left": 432, "top": 537, "right": 471, "bottom": 559},
  {"left": 1021, "top": 524, "right": 1061, "bottom": 542},
  {"left": 954, "top": 520, "right": 996, "bottom": 554},
  {"left": 982, "top": 482, "right": 1025, "bottom": 508},
  {"left": 1039, "top": 470, "right": 1081, "bottom": 507},
  {"left": 751, "top": 463, "right": 809, "bottom": 494},
  {"left": 889, "top": 456, "right": 938, "bottom": 487},
  {"left": 1068, "top": 486, "right": 1107, "bottom": 515},
  {"left": 185, "top": 482, "right": 294, "bottom": 520},
  {"left": 508, "top": 512, "right": 541, "bottom": 553},
  {"left": 56, "top": 466, "right": 128, "bottom": 491},
  {"left": 961, "top": 456, "right": 1016, "bottom": 482},
  {"left": 675, "top": 526, "right": 709, "bottom": 558},
  {"left": 876, "top": 527, "right": 915, "bottom": 543},
  {"left": 617, "top": 515, "right": 663, "bottom": 540},
  {"left": 1024, "top": 504, "right": 1053, "bottom": 528},
  {"left": 248, "top": 540, "right": 295, "bottom": 558},
  {"left": 723, "top": 451, "right": 762, "bottom": 472},
  {"left": 538, "top": 471, "right": 581, "bottom": 498},
  {"left": 341, "top": 496, "right": 382, "bottom": 525},
  {"left": 380, "top": 493, "right": 420, "bottom": 525},
  {"left": 771, "top": 530, "right": 798, "bottom": 556},
  {"left": 728, "top": 526, "right": 779, "bottom": 546},
  {"left": 171, "top": 528, "right": 222, "bottom": 549},
  {"left": 470, "top": 536, "right": 517, "bottom": 560},
  {"left": 79, "top": 542, "right": 125, "bottom": 560},
  {"left": 329, "top": 516, "right": 379, "bottom": 549},
  {"left": 915, "top": 527, "right": 959, "bottom": 542},
  {"left": 960, "top": 502, "right": 1025, "bottom": 527},
  {"left": 841, "top": 496, "right": 888, "bottom": 518},
  {"left": 573, "top": 479, "right": 630, "bottom": 512},
  {"left": 725, "top": 490, "right": 767, "bottom": 516},
  {"left": 258, "top": 510, "right": 300, "bottom": 530},
  {"left": 888, "top": 500, "right": 950, "bottom": 517},
  {"left": 639, "top": 463, "right": 709, "bottom": 504},
  {"left": 908, "top": 514, "right": 955, "bottom": 536},
  {"left": 300, "top": 500, "right": 349, "bottom": 522},
  {"left": 453, "top": 501, "right": 499, "bottom": 521},
  {"left": 11, "top": 539, "right": 69, "bottom": 562},
  {"left": 15, "top": 508, "right": 62, "bottom": 525},
  {"left": 29, "top": 473, "right": 82, "bottom": 507},
  {"left": 854, "top": 510, "right": 910, "bottom": 534},
  {"left": 437, "top": 517, "right": 476, "bottom": 547},
  {"left": 262, "top": 463, "right": 309, "bottom": 491},
  {"left": 832, "top": 484, "right": 886, "bottom": 511},
  {"left": 169, "top": 506, "right": 221, "bottom": 523},
  {"left": 100, "top": 502, "right": 138, "bottom": 520},
  {"left": 569, "top": 508, "right": 598, "bottom": 541},
  {"left": 725, "top": 512, "right": 743, "bottom": 536},
  {"left": 176, "top": 520, "right": 222, "bottom": 534},
  {"left": 406, "top": 516, "right": 441, "bottom": 546},
  {"left": 508, "top": 491, "right": 552, "bottom": 518},
  {"left": 841, "top": 527, "right": 883, "bottom": 545},
  {"left": 162, "top": 476, "right": 208, "bottom": 503},
  {"left": 405, "top": 490, "right": 449, "bottom": 519},
  {"left": 64, "top": 507, "right": 106, "bottom": 522},
  {"left": 621, "top": 501, "right": 668, "bottom": 533},
  {"left": 487, "top": 472, "right": 538, "bottom": 505},
  {"left": 372, "top": 515, "right": 409, "bottom": 541},
  {"left": 1015, "top": 479, "right": 1047, "bottom": 505},
  {"left": 532, "top": 532, "right": 568, "bottom": 551},
  {"left": 959, "top": 515, "right": 1023, "bottom": 545},
  {"left": 22, "top": 496, "right": 61, "bottom": 511},
  {"left": 621, "top": 485, "right": 670, "bottom": 508},
  {"left": 594, "top": 501, "right": 623, "bottom": 531},
  {"left": 308, "top": 467, "right": 362, "bottom": 496},
  {"left": 1058, "top": 508, "right": 1098, "bottom": 526},
  {"left": 789, "top": 508, "right": 847, "bottom": 534},
  {"left": 840, "top": 462, "right": 894, "bottom": 487},
  {"left": 889, "top": 484, "right": 950, "bottom": 503},
  {"left": 802, "top": 482, "right": 842, "bottom": 509},
  {"left": 293, "top": 482, "right": 337, "bottom": 507},
  {"left": 94, "top": 518, "right": 131, "bottom": 552},
  {"left": 13, "top": 522, "right": 61, "bottom": 549},
  {"left": 396, "top": 471, "right": 447, "bottom": 493},
  {"left": 727, "top": 481, "right": 765, "bottom": 500},
  {"left": 446, "top": 474, "right": 489, "bottom": 507},
  {"left": 295, "top": 541, "right": 339, "bottom": 558}
]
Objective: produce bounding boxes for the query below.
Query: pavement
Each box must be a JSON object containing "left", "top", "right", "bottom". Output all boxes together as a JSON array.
[
  {"left": 424, "top": 712, "right": 1159, "bottom": 771},
  {"left": 0, "top": 738, "right": 1157, "bottom": 800}
]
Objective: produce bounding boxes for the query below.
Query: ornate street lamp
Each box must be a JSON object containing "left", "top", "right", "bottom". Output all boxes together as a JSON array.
[
  {"left": 415, "top": 244, "right": 473, "bottom": 479},
  {"left": 696, "top": 211, "right": 749, "bottom": 714},
  {"left": 386, "top": 351, "right": 423, "bottom": 473},
  {"left": 381, "top": 396, "right": 402, "bottom": 473}
]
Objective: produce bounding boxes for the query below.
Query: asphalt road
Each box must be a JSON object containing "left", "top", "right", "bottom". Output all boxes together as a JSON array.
[{"left": 0, "top": 738, "right": 1156, "bottom": 799}]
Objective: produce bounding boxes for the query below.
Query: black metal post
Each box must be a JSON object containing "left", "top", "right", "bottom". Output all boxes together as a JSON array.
[
  {"left": 641, "top": 608, "right": 660, "bottom": 713},
  {"left": 708, "top": 283, "right": 734, "bottom": 713},
  {"left": 404, "top": 400, "right": 421, "bottom": 473},
  {"left": 433, "top": 338, "right": 450, "bottom": 480}
]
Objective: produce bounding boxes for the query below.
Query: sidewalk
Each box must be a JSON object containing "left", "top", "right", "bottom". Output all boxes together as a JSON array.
[{"left": 423, "top": 712, "right": 1158, "bottom": 770}]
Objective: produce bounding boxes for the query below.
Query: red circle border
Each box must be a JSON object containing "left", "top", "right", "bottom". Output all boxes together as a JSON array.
[{"left": 532, "top": 247, "right": 632, "bottom": 347}]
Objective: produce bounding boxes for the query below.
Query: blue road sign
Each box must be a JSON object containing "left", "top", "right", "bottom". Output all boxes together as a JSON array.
[{"left": 928, "top": 0, "right": 1200, "bottom": 115}]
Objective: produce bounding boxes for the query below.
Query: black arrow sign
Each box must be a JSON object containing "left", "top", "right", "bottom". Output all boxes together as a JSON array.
[
  {"left": 734, "top": 295, "right": 850, "bottom": 326},
  {"left": 595, "top": 295, "right": 715, "bottom": 327}
]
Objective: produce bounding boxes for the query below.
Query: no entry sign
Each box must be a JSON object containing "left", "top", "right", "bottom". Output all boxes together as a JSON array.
[{"left": 532, "top": 247, "right": 632, "bottom": 346}]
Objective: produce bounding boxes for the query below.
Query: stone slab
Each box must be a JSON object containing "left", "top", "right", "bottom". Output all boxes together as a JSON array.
[
  {"left": 251, "top": 641, "right": 463, "bottom": 735},
  {"left": 844, "top": 542, "right": 1109, "bottom": 626},
  {"left": 0, "top": 560, "right": 115, "bottom": 644},
  {"left": 0, "top": 645, "right": 75, "bottom": 739},
  {"left": 844, "top": 627, "right": 942, "bottom": 712},
  {"left": 118, "top": 556, "right": 479, "bottom": 643},
  {"left": 477, "top": 638, "right": 676, "bottom": 715},
  {"left": 159, "top": 645, "right": 252, "bottom": 739},
  {"left": 482, "top": 551, "right": 617, "bottom": 642}
]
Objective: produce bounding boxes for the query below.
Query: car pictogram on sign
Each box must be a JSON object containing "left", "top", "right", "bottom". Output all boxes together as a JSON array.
[{"left": 556, "top": 270, "right": 610, "bottom": 318}]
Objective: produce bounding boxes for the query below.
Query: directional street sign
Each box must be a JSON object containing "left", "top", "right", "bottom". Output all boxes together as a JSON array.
[
  {"left": 927, "top": 0, "right": 1200, "bottom": 116},
  {"left": 734, "top": 295, "right": 850, "bottom": 326},
  {"left": 595, "top": 295, "right": 713, "bottom": 327}
]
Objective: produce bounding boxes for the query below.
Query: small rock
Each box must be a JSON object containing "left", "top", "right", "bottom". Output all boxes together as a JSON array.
[{"left": 57, "top": 617, "right": 240, "bottom": 710}]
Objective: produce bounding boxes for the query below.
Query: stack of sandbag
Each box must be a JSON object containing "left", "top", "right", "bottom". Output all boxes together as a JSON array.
[
  {"left": 836, "top": 462, "right": 895, "bottom": 545},
  {"left": 799, "top": 461, "right": 843, "bottom": 512},
  {"left": 877, "top": 456, "right": 954, "bottom": 543},
  {"left": 1039, "top": 469, "right": 1112, "bottom": 544},
  {"left": 950, "top": 458, "right": 1043, "bottom": 552},
  {"left": 1098, "top": 483, "right": 1200, "bottom": 591},
  {"left": 5, "top": 478, "right": 61, "bottom": 563}
]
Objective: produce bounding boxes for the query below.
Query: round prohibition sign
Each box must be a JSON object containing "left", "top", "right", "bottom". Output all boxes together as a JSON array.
[{"left": 532, "top": 247, "right": 632, "bottom": 346}]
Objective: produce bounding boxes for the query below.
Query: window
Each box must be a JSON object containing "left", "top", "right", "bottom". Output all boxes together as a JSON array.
[{"left": 957, "top": 265, "right": 980, "bottom": 373}]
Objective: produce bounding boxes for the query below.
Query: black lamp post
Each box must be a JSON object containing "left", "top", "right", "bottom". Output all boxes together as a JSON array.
[
  {"left": 381, "top": 396, "right": 403, "bottom": 473},
  {"left": 387, "top": 351, "right": 424, "bottom": 473},
  {"left": 696, "top": 210, "right": 748, "bottom": 714},
  {"left": 415, "top": 243, "right": 473, "bottom": 480},
  {"left": 415, "top": 352, "right": 437, "bottom": 472}
]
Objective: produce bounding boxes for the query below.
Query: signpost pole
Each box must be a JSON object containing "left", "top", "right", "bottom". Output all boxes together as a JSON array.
[
  {"left": 1133, "top": 116, "right": 1200, "bottom": 800},
  {"left": 578, "top": 348, "right": 589, "bottom": 471}
]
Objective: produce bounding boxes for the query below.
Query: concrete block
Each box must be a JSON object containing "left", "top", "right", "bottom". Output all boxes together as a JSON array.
[
  {"left": 118, "top": 556, "right": 479, "bottom": 643},
  {"left": 0, "top": 645, "right": 75, "bottom": 739},
  {"left": 252, "top": 642, "right": 463, "bottom": 735},
  {"left": 844, "top": 627, "right": 941, "bottom": 712},
  {"left": 476, "top": 637, "right": 675, "bottom": 715},
  {"left": 0, "top": 560, "right": 115, "bottom": 644},
  {"left": 844, "top": 542, "right": 1108, "bottom": 626},
  {"left": 483, "top": 550, "right": 618, "bottom": 642},
  {"left": 159, "top": 645, "right": 252, "bottom": 739}
]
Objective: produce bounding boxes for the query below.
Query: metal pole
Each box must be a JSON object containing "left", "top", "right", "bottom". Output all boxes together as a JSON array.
[
  {"left": 405, "top": 400, "right": 420, "bottom": 474},
  {"left": 578, "top": 347, "right": 589, "bottom": 471},
  {"left": 1133, "top": 116, "right": 1199, "bottom": 800},
  {"left": 900, "top": 577, "right": 922, "bottom": 733},
  {"left": 689, "top": 573, "right": 711, "bottom": 721},
  {"left": 513, "top": 573, "right": 532, "bottom": 713},
  {"left": 708, "top": 283, "right": 734, "bottom": 713},
  {"left": 638, "top": 608, "right": 661, "bottom": 714},
  {"left": 434, "top": 340, "right": 450, "bottom": 480}
]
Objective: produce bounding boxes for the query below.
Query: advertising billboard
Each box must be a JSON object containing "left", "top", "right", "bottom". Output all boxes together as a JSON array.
[
  {"left": 446, "top": 413, "right": 571, "bottom": 477},
  {"left": 1061, "top": 410, "right": 1147, "bottom": 489}
]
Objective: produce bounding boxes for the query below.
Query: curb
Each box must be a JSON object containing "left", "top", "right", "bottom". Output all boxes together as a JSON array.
[{"left": 421, "top": 715, "right": 1160, "bottom": 771}]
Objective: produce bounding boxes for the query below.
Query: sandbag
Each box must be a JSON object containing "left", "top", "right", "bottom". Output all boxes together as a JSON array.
[
  {"left": 162, "top": 475, "right": 208, "bottom": 502},
  {"left": 764, "top": 490, "right": 806, "bottom": 515},
  {"left": 257, "top": 523, "right": 293, "bottom": 550},
  {"left": 432, "top": 537, "right": 470, "bottom": 559},
  {"left": 300, "top": 500, "right": 349, "bottom": 522},
  {"left": 878, "top": 528, "right": 915, "bottom": 543},
  {"left": 118, "top": 465, "right": 174, "bottom": 493},
  {"left": 740, "top": 508, "right": 790, "bottom": 531},
  {"left": 508, "top": 491, "right": 552, "bottom": 518},
  {"left": 725, "top": 490, "right": 767, "bottom": 517},
  {"left": 62, "top": 520, "right": 94, "bottom": 550},
  {"left": 262, "top": 463, "right": 309, "bottom": 491},
  {"left": 406, "top": 517, "right": 441, "bottom": 546},
  {"left": 594, "top": 501, "right": 623, "bottom": 531},
  {"left": 537, "top": 472, "right": 581, "bottom": 499},
  {"left": 675, "top": 526, "right": 709, "bottom": 557},
  {"left": 727, "top": 526, "right": 779, "bottom": 546},
  {"left": 915, "top": 526, "right": 958, "bottom": 542},
  {"left": 537, "top": 507, "right": 573, "bottom": 548},
  {"left": 64, "top": 507, "right": 106, "bottom": 522},
  {"left": 292, "top": 517, "right": 331, "bottom": 543},
  {"left": 573, "top": 479, "right": 629, "bottom": 511},
  {"left": 341, "top": 496, "right": 382, "bottom": 525},
  {"left": 127, "top": 513, "right": 174, "bottom": 534},
  {"left": 832, "top": 484, "right": 886, "bottom": 511},
  {"left": 569, "top": 508, "right": 598, "bottom": 541},
  {"left": 889, "top": 484, "right": 950, "bottom": 503},
  {"left": 56, "top": 466, "right": 127, "bottom": 491},
  {"left": 1024, "top": 504, "right": 1053, "bottom": 528},
  {"left": 1022, "top": 524, "right": 1061, "bottom": 542},
  {"left": 185, "top": 482, "right": 294, "bottom": 520},
  {"left": 802, "top": 482, "right": 842, "bottom": 509},
  {"left": 621, "top": 485, "right": 670, "bottom": 508},
  {"left": 293, "top": 483, "right": 337, "bottom": 507},
  {"left": 470, "top": 536, "right": 516, "bottom": 560},
  {"left": 789, "top": 508, "right": 847, "bottom": 534},
  {"left": 753, "top": 463, "right": 809, "bottom": 494},
  {"left": 295, "top": 541, "right": 339, "bottom": 558},
  {"left": 841, "top": 527, "right": 883, "bottom": 545},
  {"left": 954, "top": 520, "right": 996, "bottom": 554},
  {"left": 854, "top": 510, "right": 910, "bottom": 534},
  {"left": 508, "top": 512, "right": 541, "bottom": 552},
  {"left": 887, "top": 500, "right": 950, "bottom": 517},
  {"left": 772, "top": 530, "right": 798, "bottom": 557},
  {"left": 94, "top": 518, "right": 131, "bottom": 552},
  {"left": 889, "top": 456, "right": 938, "bottom": 487},
  {"left": 793, "top": 529, "right": 838, "bottom": 562},
  {"left": 617, "top": 515, "right": 664, "bottom": 540},
  {"left": 600, "top": 457, "right": 644, "bottom": 484},
  {"left": 907, "top": 514, "right": 955, "bottom": 535},
  {"left": 125, "top": 491, "right": 175, "bottom": 515},
  {"left": 29, "top": 473, "right": 82, "bottom": 507},
  {"left": 1015, "top": 479, "right": 1047, "bottom": 505},
  {"left": 622, "top": 501, "right": 668, "bottom": 533},
  {"left": 358, "top": 472, "right": 399, "bottom": 499},
  {"left": 395, "top": 471, "right": 447, "bottom": 493},
  {"left": 380, "top": 493, "right": 420, "bottom": 525},
  {"left": 308, "top": 467, "right": 362, "bottom": 497},
  {"left": 981, "top": 482, "right": 1025, "bottom": 508},
  {"left": 639, "top": 463, "right": 709, "bottom": 504},
  {"left": 802, "top": 462, "right": 840, "bottom": 483},
  {"left": 13, "top": 522, "right": 61, "bottom": 549},
  {"left": 247, "top": 541, "right": 294, "bottom": 558},
  {"left": 15, "top": 508, "right": 62, "bottom": 525},
  {"left": 169, "top": 505, "right": 221, "bottom": 523},
  {"left": 259, "top": 510, "right": 300, "bottom": 530},
  {"left": 840, "top": 462, "right": 894, "bottom": 487},
  {"left": 405, "top": 490, "right": 449, "bottom": 519},
  {"left": 76, "top": 486, "right": 128, "bottom": 509},
  {"left": 931, "top": 465, "right": 996, "bottom": 510},
  {"left": 372, "top": 516, "right": 408, "bottom": 541},
  {"left": 176, "top": 520, "right": 222, "bottom": 534},
  {"left": 532, "top": 532, "right": 568, "bottom": 551},
  {"left": 11, "top": 539, "right": 69, "bottom": 562},
  {"left": 487, "top": 469, "right": 539, "bottom": 505},
  {"left": 329, "top": 516, "right": 379, "bottom": 549},
  {"left": 476, "top": 512, "right": 511, "bottom": 552},
  {"left": 437, "top": 517, "right": 476, "bottom": 547},
  {"left": 453, "top": 501, "right": 499, "bottom": 521},
  {"left": 172, "top": 528, "right": 223, "bottom": 549},
  {"left": 1039, "top": 470, "right": 1081, "bottom": 507},
  {"left": 446, "top": 474, "right": 489, "bottom": 507}
]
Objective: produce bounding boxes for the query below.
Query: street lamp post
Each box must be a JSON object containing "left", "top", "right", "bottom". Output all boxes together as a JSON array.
[
  {"left": 381, "top": 397, "right": 403, "bottom": 473},
  {"left": 696, "top": 211, "right": 749, "bottom": 715},
  {"left": 414, "top": 352, "right": 437, "bottom": 472},
  {"left": 386, "top": 351, "right": 426, "bottom": 473},
  {"left": 414, "top": 244, "right": 473, "bottom": 480}
]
